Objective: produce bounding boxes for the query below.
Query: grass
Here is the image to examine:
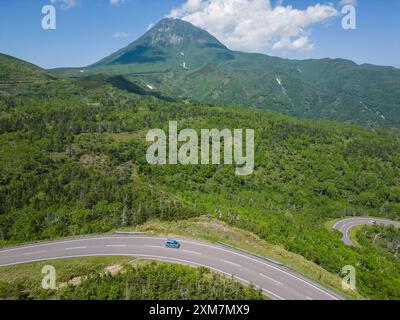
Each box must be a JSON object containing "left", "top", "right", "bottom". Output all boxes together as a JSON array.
[
  {"left": 324, "top": 219, "right": 340, "bottom": 231},
  {"left": 347, "top": 225, "right": 363, "bottom": 247}
]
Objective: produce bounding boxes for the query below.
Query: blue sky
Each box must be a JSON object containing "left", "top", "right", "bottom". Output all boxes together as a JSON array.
[{"left": 0, "top": 0, "right": 398, "bottom": 69}]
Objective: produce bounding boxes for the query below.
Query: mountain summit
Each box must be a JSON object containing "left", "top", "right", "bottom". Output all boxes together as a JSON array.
[
  {"left": 89, "top": 18, "right": 400, "bottom": 126},
  {"left": 93, "top": 18, "right": 232, "bottom": 70}
]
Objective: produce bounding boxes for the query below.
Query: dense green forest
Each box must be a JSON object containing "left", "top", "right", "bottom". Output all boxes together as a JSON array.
[
  {"left": 356, "top": 225, "right": 400, "bottom": 259},
  {"left": 0, "top": 259, "right": 262, "bottom": 300},
  {"left": 1, "top": 59, "right": 400, "bottom": 299}
]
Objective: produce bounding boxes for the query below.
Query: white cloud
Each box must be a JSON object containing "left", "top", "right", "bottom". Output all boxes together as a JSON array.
[
  {"left": 109, "top": 0, "right": 126, "bottom": 6},
  {"left": 113, "top": 31, "right": 129, "bottom": 38},
  {"left": 50, "top": 0, "right": 76, "bottom": 10},
  {"left": 168, "top": 0, "right": 338, "bottom": 52},
  {"left": 273, "top": 36, "right": 314, "bottom": 51}
]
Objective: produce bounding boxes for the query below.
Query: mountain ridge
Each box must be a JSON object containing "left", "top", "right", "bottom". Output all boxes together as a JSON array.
[
  {"left": 91, "top": 18, "right": 230, "bottom": 70},
  {"left": 2, "top": 18, "right": 400, "bottom": 126},
  {"left": 86, "top": 18, "right": 400, "bottom": 127},
  {"left": 0, "top": 53, "right": 52, "bottom": 83}
]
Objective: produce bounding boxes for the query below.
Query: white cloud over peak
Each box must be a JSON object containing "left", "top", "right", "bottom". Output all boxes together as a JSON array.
[{"left": 168, "top": 0, "right": 339, "bottom": 52}]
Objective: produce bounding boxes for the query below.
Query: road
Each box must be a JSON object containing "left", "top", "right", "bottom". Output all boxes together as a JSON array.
[
  {"left": 0, "top": 235, "right": 342, "bottom": 301},
  {"left": 333, "top": 217, "right": 400, "bottom": 246}
]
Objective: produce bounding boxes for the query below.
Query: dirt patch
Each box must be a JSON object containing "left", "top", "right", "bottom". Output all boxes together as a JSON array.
[
  {"left": 80, "top": 154, "right": 110, "bottom": 172},
  {"left": 104, "top": 264, "right": 123, "bottom": 275},
  {"left": 58, "top": 276, "right": 82, "bottom": 289}
]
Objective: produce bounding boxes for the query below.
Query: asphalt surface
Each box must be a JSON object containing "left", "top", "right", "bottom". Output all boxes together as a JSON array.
[
  {"left": 0, "top": 236, "right": 342, "bottom": 300},
  {"left": 333, "top": 217, "right": 400, "bottom": 246}
]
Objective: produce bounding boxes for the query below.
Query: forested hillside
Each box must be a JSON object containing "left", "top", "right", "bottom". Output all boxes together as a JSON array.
[
  {"left": 1, "top": 54, "right": 400, "bottom": 299},
  {"left": 74, "top": 18, "right": 400, "bottom": 127},
  {"left": 357, "top": 225, "right": 400, "bottom": 258},
  {"left": 0, "top": 54, "right": 52, "bottom": 83}
]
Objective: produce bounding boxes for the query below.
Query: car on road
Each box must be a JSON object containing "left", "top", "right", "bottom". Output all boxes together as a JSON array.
[
  {"left": 369, "top": 220, "right": 377, "bottom": 225},
  {"left": 165, "top": 239, "right": 181, "bottom": 249}
]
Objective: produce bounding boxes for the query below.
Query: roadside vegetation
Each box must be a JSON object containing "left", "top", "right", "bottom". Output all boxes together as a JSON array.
[{"left": 0, "top": 257, "right": 263, "bottom": 300}]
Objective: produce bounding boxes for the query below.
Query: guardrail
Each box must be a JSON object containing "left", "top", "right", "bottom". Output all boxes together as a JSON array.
[
  {"left": 216, "top": 242, "right": 284, "bottom": 267},
  {"left": 113, "top": 231, "right": 147, "bottom": 235}
]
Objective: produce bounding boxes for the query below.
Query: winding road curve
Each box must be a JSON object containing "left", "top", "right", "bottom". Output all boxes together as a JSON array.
[
  {"left": 333, "top": 217, "right": 400, "bottom": 246},
  {"left": 0, "top": 235, "right": 343, "bottom": 301}
]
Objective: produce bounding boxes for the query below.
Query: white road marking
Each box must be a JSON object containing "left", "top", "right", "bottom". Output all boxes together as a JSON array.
[
  {"left": 0, "top": 236, "right": 167, "bottom": 254},
  {"left": 220, "top": 259, "right": 242, "bottom": 268},
  {"left": 106, "top": 245, "right": 127, "bottom": 248},
  {"left": 182, "top": 250, "right": 201, "bottom": 255},
  {"left": 258, "top": 260, "right": 340, "bottom": 300},
  {"left": 259, "top": 273, "right": 283, "bottom": 286},
  {"left": 182, "top": 239, "right": 340, "bottom": 300},
  {"left": 144, "top": 245, "right": 161, "bottom": 249},
  {"left": 261, "top": 288, "right": 284, "bottom": 300},
  {"left": 65, "top": 247, "right": 87, "bottom": 250},
  {"left": 22, "top": 251, "right": 46, "bottom": 256},
  {"left": 306, "top": 296, "right": 313, "bottom": 300}
]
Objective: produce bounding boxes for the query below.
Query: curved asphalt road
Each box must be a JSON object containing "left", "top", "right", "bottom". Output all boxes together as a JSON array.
[
  {"left": 0, "top": 235, "right": 342, "bottom": 301},
  {"left": 333, "top": 217, "right": 400, "bottom": 246}
]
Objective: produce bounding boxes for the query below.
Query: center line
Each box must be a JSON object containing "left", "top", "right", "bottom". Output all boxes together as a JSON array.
[
  {"left": 182, "top": 249, "right": 202, "bottom": 255},
  {"left": 220, "top": 259, "right": 242, "bottom": 268},
  {"left": 259, "top": 273, "right": 284, "bottom": 286},
  {"left": 22, "top": 251, "right": 46, "bottom": 255},
  {"left": 65, "top": 246, "right": 87, "bottom": 250},
  {"left": 106, "top": 244, "right": 127, "bottom": 248}
]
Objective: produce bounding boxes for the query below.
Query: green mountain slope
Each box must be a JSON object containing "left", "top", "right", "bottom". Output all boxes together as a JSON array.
[
  {"left": 0, "top": 54, "right": 51, "bottom": 83},
  {"left": 92, "top": 18, "right": 231, "bottom": 70},
  {"left": 1, "top": 59, "right": 400, "bottom": 298},
  {"left": 86, "top": 18, "right": 400, "bottom": 127},
  {"left": 0, "top": 54, "right": 56, "bottom": 97},
  {"left": 0, "top": 54, "right": 177, "bottom": 102}
]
